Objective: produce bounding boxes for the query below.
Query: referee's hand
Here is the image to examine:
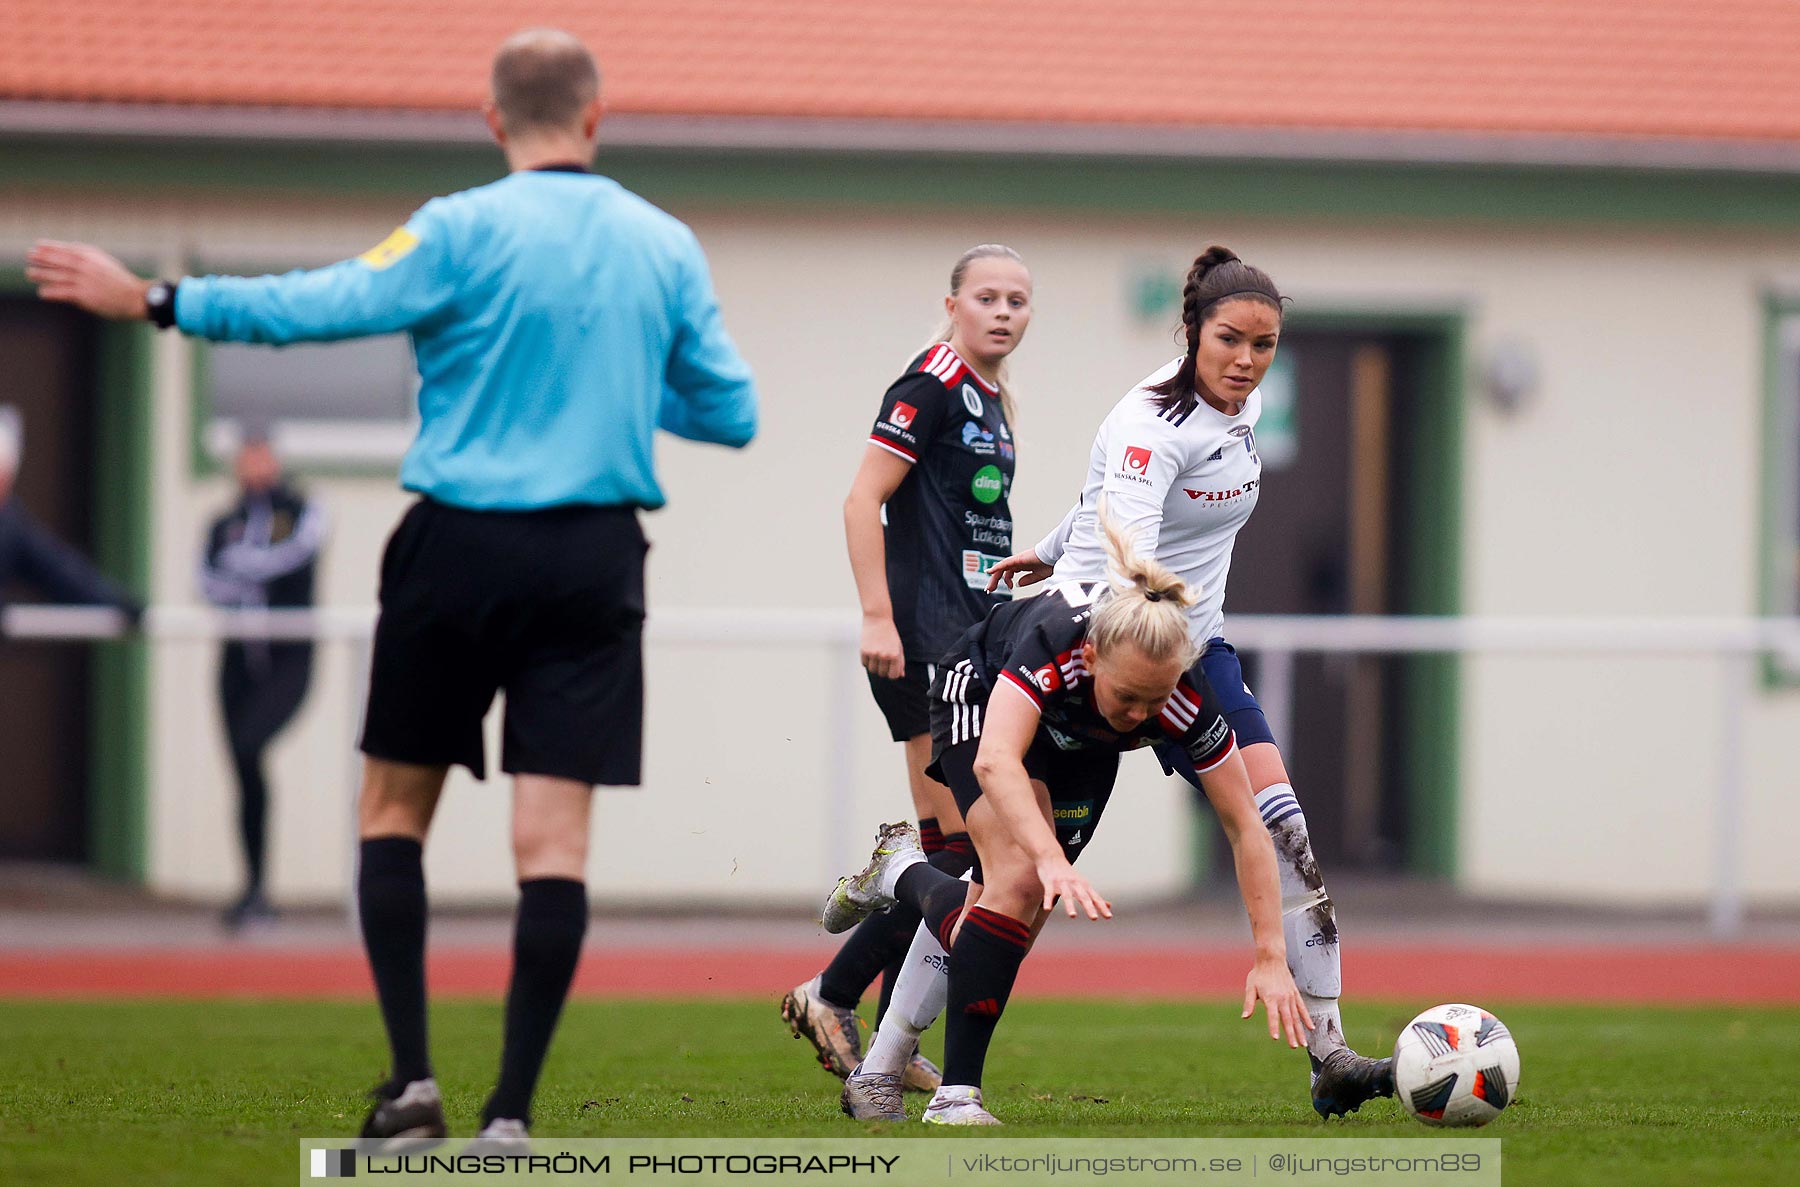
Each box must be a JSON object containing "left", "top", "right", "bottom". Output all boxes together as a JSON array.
[
  {"left": 26, "top": 241, "right": 154, "bottom": 322},
  {"left": 859, "top": 616, "right": 905, "bottom": 681}
]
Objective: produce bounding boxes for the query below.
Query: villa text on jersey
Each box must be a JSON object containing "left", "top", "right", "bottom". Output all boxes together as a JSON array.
[{"left": 1035, "top": 358, "right": 1262, "bottom": 646}]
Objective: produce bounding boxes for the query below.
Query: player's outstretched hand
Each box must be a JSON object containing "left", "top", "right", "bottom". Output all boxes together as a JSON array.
[
  {"left": 25, "top": 241, "right": 151, "bottom": 321},
  {"left": 985, "top": 549, "right": 1054, "bottom": 592},
  {"left": 1036, "top": 856, "right": 1112, "bottom": 921},
  {"left": 859, "top": 616, "right": 906, "bottom": 680},
  {"left": 1241, "top": 953, "right": 1314, "bottom": 1047}
]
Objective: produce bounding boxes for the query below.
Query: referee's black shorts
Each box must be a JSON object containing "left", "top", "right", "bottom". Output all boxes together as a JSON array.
[{"left": 359, "top": 497, "right": 647, "bottom": 785}]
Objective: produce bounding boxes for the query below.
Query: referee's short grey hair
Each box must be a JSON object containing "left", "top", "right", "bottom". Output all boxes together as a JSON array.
[{"left": 491, "top": 29, "right": 602, "bottom": 135}]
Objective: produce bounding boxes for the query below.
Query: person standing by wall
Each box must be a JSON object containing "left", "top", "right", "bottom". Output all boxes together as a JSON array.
[{"left": 199, "top": 434, "right": 325, "bottom": 931}]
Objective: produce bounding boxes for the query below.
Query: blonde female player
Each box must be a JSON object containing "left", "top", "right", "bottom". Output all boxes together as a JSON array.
[
  {"left": 820, "top": 514, "right": 1310, "bottom": 1124},
  {"left": 781, "top": 245, "right": 1033, "bottom": 1094},
  {"left": 983, "top": 245, "right": 1396, "bottom": 1119}
]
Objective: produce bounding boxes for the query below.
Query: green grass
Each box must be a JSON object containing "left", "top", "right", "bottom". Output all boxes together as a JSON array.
[{"left": 0, "top": 998, "right": 1794, "bottom": 1185}]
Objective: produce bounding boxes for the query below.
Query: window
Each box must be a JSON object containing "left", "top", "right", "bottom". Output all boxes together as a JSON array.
[
  {"left": 1764, "top": 300, "right": 1800, "bottom": 679},
  {"left": 195, "top": 257, "right": 417, "bottom": 470}
]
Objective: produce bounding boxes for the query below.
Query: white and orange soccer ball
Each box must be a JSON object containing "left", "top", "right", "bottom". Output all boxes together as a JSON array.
[{"left": 1392, "top": 1003, "right": 1521, "bottom": 1127}]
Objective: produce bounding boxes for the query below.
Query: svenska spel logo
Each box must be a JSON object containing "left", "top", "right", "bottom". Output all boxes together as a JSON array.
[
  {"left": 1123, "top": 445, "right": 1153, "bottom": 473},
  {"left": 887, "top": 402, "right": 918, "bottom": 430},
  {"left": 310, "top": 1148, "right": 357, "bottom": 1178}
]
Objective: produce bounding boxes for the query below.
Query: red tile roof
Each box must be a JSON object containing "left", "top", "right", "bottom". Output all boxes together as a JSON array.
[{"left": 7, "top": 0, "right": 1800, "bottom": 144}]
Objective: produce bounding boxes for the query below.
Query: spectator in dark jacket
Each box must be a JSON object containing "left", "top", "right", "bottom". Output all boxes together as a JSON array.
[{"left": 199, "top": 434, "right": 325, "bottom": 930}]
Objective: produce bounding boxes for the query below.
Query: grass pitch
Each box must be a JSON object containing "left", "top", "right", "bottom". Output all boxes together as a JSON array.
[{"left": 0, "top": 997, "right": 1793, "bottom": 1186}]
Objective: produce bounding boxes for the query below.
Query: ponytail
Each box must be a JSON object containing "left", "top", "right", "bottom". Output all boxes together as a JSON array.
[{"left": 1087, "top": 503, "right": 1199, "bottom": 669}]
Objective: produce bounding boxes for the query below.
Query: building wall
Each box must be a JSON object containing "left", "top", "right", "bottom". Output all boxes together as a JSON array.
[{"left": 2, "top": 168, "right": 1797, "bottom": 908}]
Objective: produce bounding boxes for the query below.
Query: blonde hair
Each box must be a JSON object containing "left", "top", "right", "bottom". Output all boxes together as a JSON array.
[
  {"left": 917, "top": 244, "right": 1026, "bottom": 423},
  {"left": 1087, "top": 504, "right": 1199, "bottom": 669}
]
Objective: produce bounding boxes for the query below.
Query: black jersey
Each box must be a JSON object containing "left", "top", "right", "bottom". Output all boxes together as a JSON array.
[
  {"left": 938, "top": 580, "right": 1236, "bottom": 770},
  {"left": 867, "top": 343, "right": 1016, "bottom": 661}
]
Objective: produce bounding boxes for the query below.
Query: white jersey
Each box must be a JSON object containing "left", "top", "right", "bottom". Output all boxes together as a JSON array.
[{"left": 1035, "top": 358, "right": 1262, "bottom": 646}]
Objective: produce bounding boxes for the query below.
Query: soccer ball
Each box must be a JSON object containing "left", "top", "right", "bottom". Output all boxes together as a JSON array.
[{"left": 1392, "top": 1003, "right": 1520, "bottom": 1127}]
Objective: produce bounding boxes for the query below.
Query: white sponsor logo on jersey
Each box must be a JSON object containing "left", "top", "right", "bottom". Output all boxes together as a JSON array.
[
  {"left": 961, "top": 551, "right": 1005, "bottom": 589},
  {"left": 961, "top": 384, "right": 984, "bottom": 416}
]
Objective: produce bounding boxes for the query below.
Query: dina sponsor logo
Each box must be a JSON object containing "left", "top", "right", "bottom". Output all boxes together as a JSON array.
[{"left": 970, "top": 464, "right": 1005, "bottom": 505}]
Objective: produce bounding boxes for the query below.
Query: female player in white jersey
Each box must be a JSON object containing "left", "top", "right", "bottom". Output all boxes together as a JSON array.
[
  {"left": 983, "top": 245, "right": 1396, "bottom": 1119},
  {"left": 820, "top": 513, "right": 1311, "bottom": 1125},
  {"left": 781, "top": 246, "right": 1034, "bottom": 1095}
]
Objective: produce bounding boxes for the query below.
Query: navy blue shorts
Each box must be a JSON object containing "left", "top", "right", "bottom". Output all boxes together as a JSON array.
[{"left": 1155, "top": 637, "right": 1274, "bottom": 789}]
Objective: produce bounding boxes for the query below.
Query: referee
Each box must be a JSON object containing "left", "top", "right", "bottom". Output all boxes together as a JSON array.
[{"left": 29, "top": 28, "right": 758, "bottom": 1150}]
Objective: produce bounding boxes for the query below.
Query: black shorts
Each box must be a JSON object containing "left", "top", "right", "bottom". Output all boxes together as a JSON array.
[
  {"left": 931, "top": 736, "right": 1119, "bottom": 875},
  {"left": 865, "top": 662, "right": 935, "bottom": 742},
  {"left": 359, "top": 498, "right": 647, "bottom": 785}
]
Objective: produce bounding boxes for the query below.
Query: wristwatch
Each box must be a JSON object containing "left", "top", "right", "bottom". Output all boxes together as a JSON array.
[{"left": 144, "top": 280, "right": 178, "bottom": 330}]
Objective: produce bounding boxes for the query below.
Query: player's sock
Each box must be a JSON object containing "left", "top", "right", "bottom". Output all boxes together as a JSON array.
[
  {"left": 895, "top": 862, "right": 969, "bottom": 950},
  {"left": 875, "top": 838, "right": 969, "bottom": 1021},
  {"left": 1255, "top": 783, "right": 1347, "bottom": 1061},
  {"left": 863, "top": 923, "right": 952, "bottom": 1076},
  {"left": 942, "top": 906, "right": 1031, "bottom": 1088},
  {"left": 483, "top": 878, "right": 588, "bottom": 1126},
  {"left": 358, "top": 836, "right": 432, "bottom": 1085},
  {"left": 819, "top": 905, "right": 922, "bottom": 1009},
  {"left": 886, "top": 818, "right": 945, "bottom": 1023},
  {"left": 937, "top": 833, "right": 975, "bottom": 878}
]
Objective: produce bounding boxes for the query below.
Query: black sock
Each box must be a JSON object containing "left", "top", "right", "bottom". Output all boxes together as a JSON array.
[
  {"left": 917, "top": 816, "right": 944, "bottom": 854},
  {"left": 483, "top": 878, "right": 589, "bottom": 1126},
  {"left": 819, "top": 904, "right": 921, "bottom": 1009},
  {"left": 358, "top": 837, "right": 431, "bottom": 1086},
  {"left": 942, "top": 906, "right": 1032, "bottom": 1088},
  {"left": 896, "top": 862, "right": 972, "bottom": 952},
  {"left": 935, "top": 834, "right": 975, "bottom": 879}
]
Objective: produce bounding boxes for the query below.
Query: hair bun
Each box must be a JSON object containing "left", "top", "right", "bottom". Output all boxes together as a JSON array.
[{"left": 1194, "top": 245, "right": 1239, "bottom": 271}]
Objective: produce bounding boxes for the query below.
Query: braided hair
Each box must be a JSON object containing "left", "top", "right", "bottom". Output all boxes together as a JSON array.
[{"left": 1146, "top": 246, "right": 1284, "bottom": 417}]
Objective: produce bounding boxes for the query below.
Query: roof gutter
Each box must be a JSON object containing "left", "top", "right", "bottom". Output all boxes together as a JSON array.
[{"left": 6, "top": 100, "right": 1800, "bottom": 176}]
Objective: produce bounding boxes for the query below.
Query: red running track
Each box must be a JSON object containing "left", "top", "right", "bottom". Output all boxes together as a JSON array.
[{"left": 2, "top": 945, "right": 1797, "bottom": 1004}]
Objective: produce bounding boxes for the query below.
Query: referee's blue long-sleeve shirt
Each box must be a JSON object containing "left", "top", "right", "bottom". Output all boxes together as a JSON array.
[{"left": 176, "top": 169, "right": 758, "bottom": 511}]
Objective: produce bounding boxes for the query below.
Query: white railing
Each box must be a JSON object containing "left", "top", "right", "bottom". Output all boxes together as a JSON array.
[{"left": 7, "top": 604, "right": 1799, "bottom": 937}]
